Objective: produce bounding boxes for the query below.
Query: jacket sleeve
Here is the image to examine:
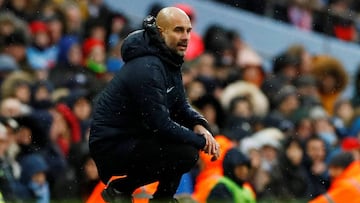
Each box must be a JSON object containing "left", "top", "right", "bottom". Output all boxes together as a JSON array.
[
  {"left": 128, "top": 61, "right": 206, "bottom": 149},
  {"left": 173, "top": 87, "right": 212, "bottom": 133}
]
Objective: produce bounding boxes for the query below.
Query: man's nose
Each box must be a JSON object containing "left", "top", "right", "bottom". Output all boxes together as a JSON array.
[{"left": 181, "top": 31, "right": 190, "bottom": 40}]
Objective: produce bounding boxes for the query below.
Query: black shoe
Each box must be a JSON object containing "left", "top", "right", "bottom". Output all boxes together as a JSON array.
[{"left": 101, "top": 186, "right": 132, "bottom": 203}]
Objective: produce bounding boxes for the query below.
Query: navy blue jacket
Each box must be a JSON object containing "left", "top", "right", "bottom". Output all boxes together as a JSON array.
[{"left": 89, "top": 29, "right": 208, "bottom": 155}]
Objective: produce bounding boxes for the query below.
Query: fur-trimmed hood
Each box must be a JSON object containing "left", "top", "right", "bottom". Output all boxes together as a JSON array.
[
  {"left": 220, "top": 81, "right": 269, "bottom": 117},
  {"left": 311, "top": 55, "right": 349, "bottom": 94}
]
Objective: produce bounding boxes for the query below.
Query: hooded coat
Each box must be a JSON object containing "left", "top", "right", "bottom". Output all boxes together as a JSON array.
[
  {"left": 89, "top": 27, "right": 208, "bottom": 158},
  {"left": 311, "top": 55, "right": 349, "bottom": 115},
  {"left": 207, "top": 148, "right": 255, "bottom": 203}
]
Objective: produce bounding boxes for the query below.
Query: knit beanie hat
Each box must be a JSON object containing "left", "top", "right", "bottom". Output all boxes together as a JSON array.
[
  {"left": 82, "top": 38, "right": 105, "bottom": 59},
  {"left": 341, "top": 137, "right": 360, "bottom": 151},
  {"left": 329, "top": 152, "right": 354, "bottom": 168},
  {"left": 29, "top": 21, "right": 48, "bottom": 35}
]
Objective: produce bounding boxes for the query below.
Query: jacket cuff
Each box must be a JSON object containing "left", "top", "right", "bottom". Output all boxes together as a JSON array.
[{"left": 193, "top": 119, "right": 213, "bottom": 135}]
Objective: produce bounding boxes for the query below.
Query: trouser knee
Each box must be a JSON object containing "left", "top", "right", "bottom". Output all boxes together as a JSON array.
[{"left": 175, "top": 145, "right": 199, "bottom": 172}]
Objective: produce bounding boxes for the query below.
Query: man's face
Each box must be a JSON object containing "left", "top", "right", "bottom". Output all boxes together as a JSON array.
[{"left": 159, "top": 15, "right": 191, "bottom": 56}]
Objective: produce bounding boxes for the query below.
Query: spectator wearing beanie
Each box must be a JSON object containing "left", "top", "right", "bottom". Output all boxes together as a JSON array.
[
  {"left": 25, "top": 23, "right": 53, "bottom": 82},
  {"left": 236, "top": 47, "right": 265, "bottom": 88},
  {"left": 26, "top": 20, "right": 59, "bottom": 72},
  {"left": 19, "top": 153, "right": 50, "bottom": 203},
  {"left": 49, "top": 35, "right": 105, "bottom": 95},
  {"left": 341, "top": 137, "right": 360, "bottom": 160},
  {"left": 82, "top": 37, "right": 106, "bottom": 74},
  {"left": 2, "top": 30, "right": 30, "bottom": 71},
  {"left": 206, "top": 148, "right": 256, "bottom": 203},
  {"left": 262, "top": 85, "right": 299, "bottom": 136}
]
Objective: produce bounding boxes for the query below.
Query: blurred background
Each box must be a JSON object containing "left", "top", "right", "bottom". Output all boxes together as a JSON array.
[{"left": 1, "top": 0, "right": 360, "bottom": 202}]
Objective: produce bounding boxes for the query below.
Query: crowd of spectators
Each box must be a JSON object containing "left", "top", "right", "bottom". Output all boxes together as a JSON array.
[
  {"left": 0, "top": 0, "right": 360, "bottom": 202},
  {"left": 216, "top": 0, "right": 360, "bottom": 43}
]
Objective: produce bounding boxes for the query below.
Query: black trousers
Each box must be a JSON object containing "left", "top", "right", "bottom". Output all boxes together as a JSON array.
[{"left": 91, "top": 138, "right": 199, "bottom": 199}]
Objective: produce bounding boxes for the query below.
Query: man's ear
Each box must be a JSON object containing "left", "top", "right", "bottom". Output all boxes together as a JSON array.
[{"left": 157, "top": 26, "right": 164, "bottom": 36}]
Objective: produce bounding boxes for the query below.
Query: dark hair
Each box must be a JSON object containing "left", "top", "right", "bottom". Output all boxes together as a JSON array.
[
  {"left": 3, "top": 30, "right": 28, "bottom": 46},
  {"left": 228, "top": 95, "right": 252, "bottom": 115},
  {"left": 272, "top": 52, "right": 300, "bottom": 74},
  {"left": 329, "top": 152, "right": 354, "bottom": 168}
]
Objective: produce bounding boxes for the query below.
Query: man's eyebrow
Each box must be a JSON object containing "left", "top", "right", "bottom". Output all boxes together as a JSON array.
[{"left": 173, "top": 25, "right": 192, "bottom": 30}]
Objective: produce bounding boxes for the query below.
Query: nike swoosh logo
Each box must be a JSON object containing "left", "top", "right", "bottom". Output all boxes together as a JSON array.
[{"left": 166, "top": 86, "right": 175, "bottom": 93}]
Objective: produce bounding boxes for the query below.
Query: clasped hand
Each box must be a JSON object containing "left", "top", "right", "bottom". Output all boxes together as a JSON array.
[{"left": 194, "top": 125, "right": 220, "bottom": 161}]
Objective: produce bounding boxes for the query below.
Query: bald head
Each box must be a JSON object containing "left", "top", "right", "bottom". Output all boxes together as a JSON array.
[
  {"left": 156, "top": 7, "right": 190, "bottom": 29},
  {"left": 155, "top": 7, "right": 192, "bottom": 56}
]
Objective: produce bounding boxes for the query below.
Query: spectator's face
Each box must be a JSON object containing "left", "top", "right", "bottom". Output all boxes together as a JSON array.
[
  {"left": 181, "top": 66, "right": 197, "bottom": 87},
  {"left": 90, "top": 26, "right": 106, "bottom": 41},
  {"left": 300, "top": 51, "right": 312, "bottom": 74},
  {"left": 350, "top": 149, "right": 360, "bottom": 161},
  {"left": 0, "top": 98, "right": 22, "bottom": 117},
  {"left": 261, "top": 145, "right": 278, "bottom": 162},
  {"left": 282, "top": 65, "right": 298, "bottom": 80},
  {"left": 281, "top": 94, "right": 299, "bottom": 113},
  {"left": 234, "top": 165, "right": 249, "bottom": 181},
  {"left": 66, "top": 6, "right": 82, "bottom": 33},
  {"left": 186, "top": 80, "right": 205, "bottom": 102},
  {"left": 232, "top": 100, "right": 252, "bottom": 118},
  {"left": 241, "top": 65, "right": 264, "bottom": 87},
  {"left": 319, "top": 74, "right": 337, "bottom": 94},
  {"left": 49, "top": 110, "right": 69, "bottom": 142},
  {"left": 47, "top": 19, "right": 64, "bottom": 43},
  {"left": 328, "top": 166, "right": 343, "bottom": 180},
  {"left": 4, "top": 44, "right": 26, "bottom": 62},
  {"left": 158, "top": 11, "right": 192, "bottom": 56},
  {"left": 0, "top": 21, "right": 15, "bottom": 36},
  {"left": 335, "top": 101, "right": 354, "bottom": 122},
  {"left": 15, "top": 83, "right": 31, "bottom": 104},
  {"left": 313, "top": 118, "right": 335, "bottom": 135},
  {"left": 89, "top": 45, "right": 105, "bottom": 63},
  {"left": 11, "top": 0, "right": 26, "bottom": 10},
  {"left": 34, "top": 32, "right": 50, "bottom": 48},
  {"left": 111, "top": 17, "right": 125, "bottom": 33},
  {"left": 248, "top": 149, "right": 261, "bottom": 169},
  {"left": 286, "top": 141, "right": 303, "bottom": 166},
  {"left": 306, "top": 139, "right": 326, "bottom": 162},
  {"left": 16, "top": 126, "right": 32, "bottom": 145},
  {"left": 200, "top": 104, "right": 216, "bottom": 125},
  {"left": 73, "top": 98, "right": 92, "bottom": 121},
  {"left": 67, "top": 44, "right": 82, "bottom": 65},
  {"left": 32, "top": 172, "right": 47, "bottom": 185},
  {"left": 34, "top": 86, "right": 50, "bottom": 101},
  {"left": 296, "top": 118, "right": 313, "bottom": 140},
  {"left": 196, "top": 53, "right": 216, "bottom": 77}
]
